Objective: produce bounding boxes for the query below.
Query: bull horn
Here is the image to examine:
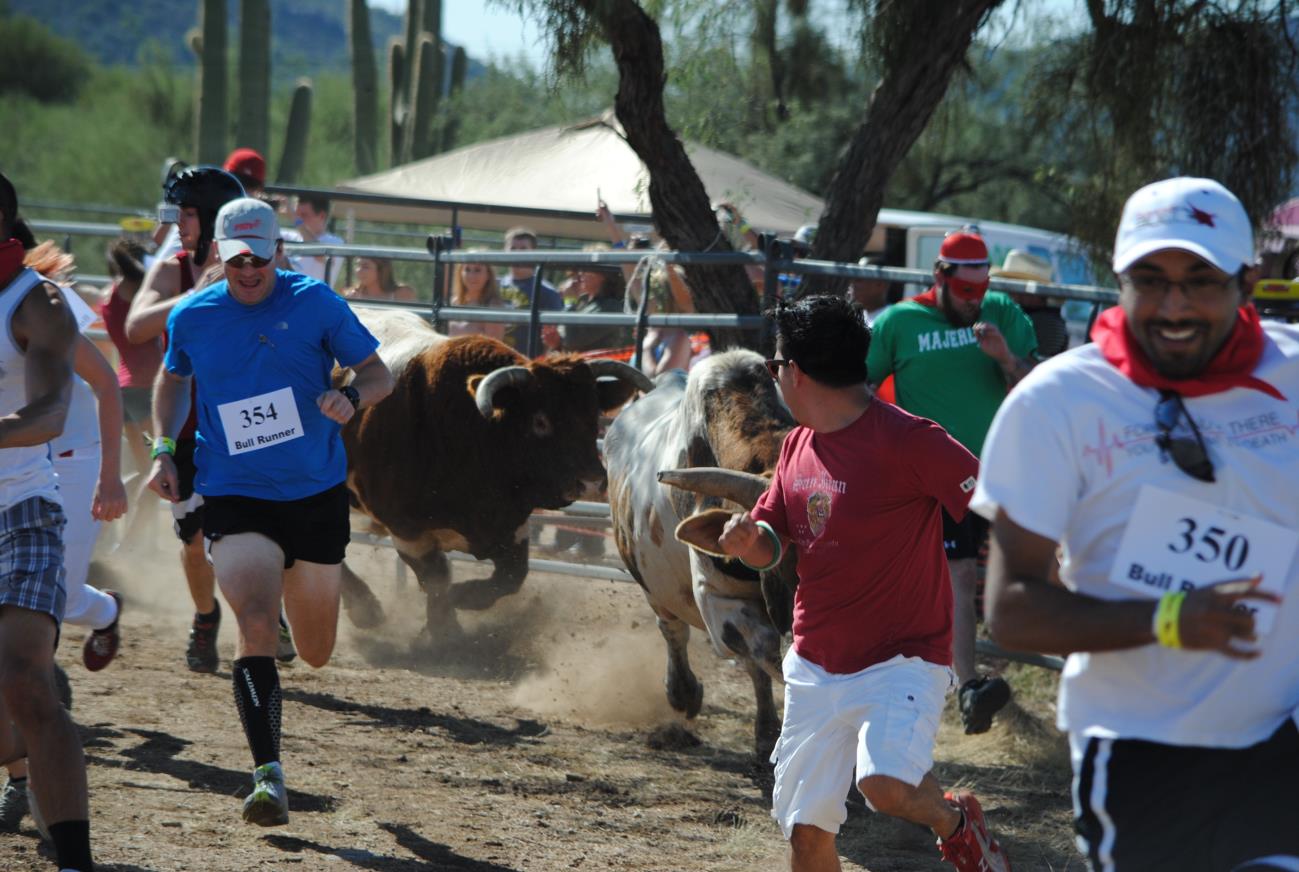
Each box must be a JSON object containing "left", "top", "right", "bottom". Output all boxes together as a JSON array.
[
  {"left": 657, "top": 467, "right": 771, "bottom": 509},
  {"left": 585, "top": 358, "right": 656, "bottom": 393},
  {"left": 475, "top": 365, "right": 534, "bottom": 418}
]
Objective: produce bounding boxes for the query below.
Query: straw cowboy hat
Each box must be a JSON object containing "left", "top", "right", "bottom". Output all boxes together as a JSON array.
[{"left": 990, "top": 249, "right": 1053, "bottom": 282}]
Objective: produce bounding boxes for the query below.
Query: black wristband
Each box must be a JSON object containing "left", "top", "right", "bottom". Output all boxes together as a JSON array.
[{"left": 340, "top": 385, "right": 361, "bottom": 410}]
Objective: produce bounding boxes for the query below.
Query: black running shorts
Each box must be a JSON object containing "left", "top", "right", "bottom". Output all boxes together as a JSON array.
[
  {"left": 202, "top": 483, "right": 350, "bottom": 569},
  {"left": 1074, "top": 719, "right": 1299, "bottom": 871}
]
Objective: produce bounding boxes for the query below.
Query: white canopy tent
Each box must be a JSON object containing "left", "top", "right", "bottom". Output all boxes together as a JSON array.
[{"left": 334, "top": 111, "right": 825, "bottom": 241}]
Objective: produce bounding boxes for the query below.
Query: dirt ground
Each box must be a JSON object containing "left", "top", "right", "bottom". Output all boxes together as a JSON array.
[{"left": 1, "top": 520, "right": 1086, "bottom": 871}]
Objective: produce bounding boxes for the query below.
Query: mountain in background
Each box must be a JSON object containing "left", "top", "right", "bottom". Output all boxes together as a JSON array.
[{"left": 6, "top": 0, "right": 480, "bottom": 82}]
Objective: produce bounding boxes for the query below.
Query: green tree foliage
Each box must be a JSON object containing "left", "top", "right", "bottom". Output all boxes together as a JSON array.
[
  {"left": 1026, "top": 1, "right": 1298, "bottom": 256},
  {"left": 0, "top": 12, "right": 93, "bottom": 103}
]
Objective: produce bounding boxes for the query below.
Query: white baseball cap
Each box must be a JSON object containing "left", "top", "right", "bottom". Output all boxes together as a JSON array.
[
  {"left": 1113, "top": 177, "right": 1254, "bottom": 275},
  {"left": 215, "top": 197, "right": 278, "bottom": 262}
]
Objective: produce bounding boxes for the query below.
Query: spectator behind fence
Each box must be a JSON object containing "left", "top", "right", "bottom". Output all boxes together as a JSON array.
[
  {"left": 283, "top": 194, "right": 344, "bottom": 287},
  {"left": 541, "top": 244, "right": 631, "bottom": 354},
  {"left": 594, "top": 200, "right": 694, "bottom": 374},
  {"left": 990, "top": 249, "right": 1069, "bottom": 357},
  {"left": 99, "top": 238, "right": 162, "bottom": 541},
  {"left": 343, "top": 257, "right": 417, "bottom": 303},
  {"left": 848, "top": 255, "right": 895, "bottom": 326},
  {"left": 447, "top": 251, "right": 510, "bottom": 342},
  {"left": 500, "top": 226, "right": 563, "bottom": 351}
]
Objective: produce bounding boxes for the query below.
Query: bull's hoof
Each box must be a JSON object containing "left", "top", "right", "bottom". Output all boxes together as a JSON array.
[
  {"left": 448, "top": 578, "right": 514, "bottom": 611},
  {"left": 646, "top": 722, "right": 702, "bottom": 751},
  {"left": 341, "top": 581, "right": 386, "bottom": 630}
]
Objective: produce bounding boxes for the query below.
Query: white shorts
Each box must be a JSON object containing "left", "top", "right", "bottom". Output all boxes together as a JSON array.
[{"left": 770, "top": 648, "right": 954, "bottom": 839}]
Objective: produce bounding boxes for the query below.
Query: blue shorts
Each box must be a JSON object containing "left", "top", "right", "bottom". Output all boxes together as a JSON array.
[{"left": 0, "top": 497, "right": 66, "bottom": 623}]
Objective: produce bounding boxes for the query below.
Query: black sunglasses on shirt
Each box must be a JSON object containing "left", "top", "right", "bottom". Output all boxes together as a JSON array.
[{"left": 1154, "top": 390, "right": 1215, "bottom": 483}]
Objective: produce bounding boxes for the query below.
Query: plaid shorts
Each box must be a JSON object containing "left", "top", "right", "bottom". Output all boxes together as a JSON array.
[{"left": 0, "top": 497, "right": 67, "bottom": 622}]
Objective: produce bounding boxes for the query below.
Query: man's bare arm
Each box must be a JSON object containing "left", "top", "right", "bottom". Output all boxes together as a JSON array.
[
  {"left": 125, "top": 257, "right": 183, "bottom": 343},
  {"left": 0, "top": 284, "right": 77, "bottom": 447},
  {"left": 151, "top": 366, "right": 193, "bottom": 442},
  {"left": 987, "top": 508, "right": 1272, "bottom": 659}
]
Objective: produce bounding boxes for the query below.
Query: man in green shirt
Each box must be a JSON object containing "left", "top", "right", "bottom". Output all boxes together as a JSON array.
[{"left": 867, "top": 229, "right": 1037, "bottom": 734}]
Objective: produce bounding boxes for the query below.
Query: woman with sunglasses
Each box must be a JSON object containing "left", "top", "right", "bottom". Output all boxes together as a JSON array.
[
  {"left": 446, "top": 252, "right": 509, "bottom": 342},
  {"left": 977, "top": 178, "right": 1299, "bottom": 872}
]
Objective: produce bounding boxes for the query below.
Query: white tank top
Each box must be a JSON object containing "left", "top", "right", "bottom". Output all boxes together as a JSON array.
[
  {"left": 49, "top": 377, "right": 98, "bottom": 454},
  {"left": 0, "top": 268, "right": 61, "bottom": 510}
]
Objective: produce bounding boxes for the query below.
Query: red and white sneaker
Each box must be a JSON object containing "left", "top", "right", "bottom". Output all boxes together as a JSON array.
[
  {"left": 938, "top": 791, "right": 1011, "bottom": 872},
  {"left": 83, "top": 591, "right": 122, "bottom": 672}
]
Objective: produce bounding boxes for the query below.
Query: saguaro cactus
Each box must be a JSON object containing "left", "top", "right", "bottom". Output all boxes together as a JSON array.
[
  {"left": 237, "top": 0, "right": 271, "bottom": 157},
  {"left": 193, "top": 0, "right": 228, "bottom": 164},
  {"left": 276, "top": 79, "right": 313, "bottom": 184},
  {"left": 387, "top": 38, "right": 406, "bottom": 168},
  {"left": 387, "top": 0, "right": 445, "bottom": 165},
  {"left": 349, "top": 0, "right": 378, "bottom": 175},
  {"left": 406, "top": 34, "right": 442, "bottom": 161},
  {"left": 440, "top": 45, "right": 467, "bottom": 153}
]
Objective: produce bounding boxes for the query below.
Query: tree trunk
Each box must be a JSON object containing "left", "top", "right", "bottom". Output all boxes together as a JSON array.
[
  {"left": 804, "top": 0, "right": 1003, "bottom": 296},
  {"left": 582, "top": 0, "right": 760, "bottom": 351},
  {"left": 237, "top": 0, "right": 271, "bottom": 156}
]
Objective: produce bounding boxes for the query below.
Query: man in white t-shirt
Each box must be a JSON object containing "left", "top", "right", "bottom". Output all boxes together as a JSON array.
[{"left": 975, "top": 177, "right": 1299, "bottom": 871}]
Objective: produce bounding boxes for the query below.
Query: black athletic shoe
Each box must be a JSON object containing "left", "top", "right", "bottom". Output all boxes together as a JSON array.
[
  {"left": 186, "top": 602, "right": 221, "bottom": 673},
  {"left": 959, "top": 676, "right": 1011, "bottom": 735}
]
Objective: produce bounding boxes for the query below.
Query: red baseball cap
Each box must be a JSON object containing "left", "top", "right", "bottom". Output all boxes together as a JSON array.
[
  {"left": 939, "top": 231, "right": 989, "bottom": 265},
  {"left": 223, "top": 148, "right": 266, "bottom": 186}
]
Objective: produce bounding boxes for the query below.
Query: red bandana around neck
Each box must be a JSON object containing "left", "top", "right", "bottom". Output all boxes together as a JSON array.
[
  {"left": 912, "top": 286, "right": 939, "bottom": 308},
  {"left": 1090, "top": 303, "right": 1285, "bottom": 401},
  {"left": 0, "top": 238, "right": 25, "bottom": 287}
]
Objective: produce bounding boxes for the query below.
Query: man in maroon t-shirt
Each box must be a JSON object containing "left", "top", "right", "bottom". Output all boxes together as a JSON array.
[{"left": 718, "top": 295, "right": 1009, "bottom": 872}]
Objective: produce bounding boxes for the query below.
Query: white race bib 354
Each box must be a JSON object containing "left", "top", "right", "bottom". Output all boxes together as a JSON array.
[{"left": 216, "top": 387, "right": 304, "bottom": 456}]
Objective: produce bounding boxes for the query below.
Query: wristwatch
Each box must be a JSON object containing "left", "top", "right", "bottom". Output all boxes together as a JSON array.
[{"left": 340, "top": 385, "right": 361, "bottom": 410}]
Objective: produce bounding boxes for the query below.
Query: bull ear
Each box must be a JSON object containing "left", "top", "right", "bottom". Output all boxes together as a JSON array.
[
  {"left": 673, "top": 508, "right": 735, "bottom": 558},
  {"left": 466, "top": 374, "right": 486, "bottom": 402}
]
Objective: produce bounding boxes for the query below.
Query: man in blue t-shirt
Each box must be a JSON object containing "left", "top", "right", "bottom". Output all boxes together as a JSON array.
[
  {"left": 146, "top": 197, "right": 394, "bottom": 828},
  {"left": 499, "top": 225, "right": 562, "bottom": 352}
]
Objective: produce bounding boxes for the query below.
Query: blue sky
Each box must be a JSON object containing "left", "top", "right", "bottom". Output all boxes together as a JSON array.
[{"left": 371, "top": 0, "right": 547, "bottom": 65}]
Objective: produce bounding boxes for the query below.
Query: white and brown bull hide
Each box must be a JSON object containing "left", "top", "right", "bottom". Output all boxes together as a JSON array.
[
  {"left": 604, "top": 350, "right": 797, "bottom": 759},
  {"left": 335, "top": 308, "right": 653, "bottom": 645}
]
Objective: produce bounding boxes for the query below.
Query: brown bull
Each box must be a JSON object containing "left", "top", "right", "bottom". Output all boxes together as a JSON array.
[{"left": 337, "top": 309, "right": 652, "bottom": 643}]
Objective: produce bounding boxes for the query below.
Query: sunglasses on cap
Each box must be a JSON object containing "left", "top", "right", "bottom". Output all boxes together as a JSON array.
[
  {"left": 226, "top": 252, "right": 273, "bottom": 269},
  {"left": 1154, "top": 390, "right": 1215, "bottom": 483}
]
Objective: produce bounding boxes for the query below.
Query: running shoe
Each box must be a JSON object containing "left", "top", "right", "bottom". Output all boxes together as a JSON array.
[
  {"left": 276, "top": 615, "right": 296, "bottom": 664},
  {"left": 186, "top": 602, "right": 221, "bottom": 673},
  {"left": 0, "top": 779, "right": 27, "bottom": 832},
  {"left": 938, "top": 791, "right": 1011, "bottom": 872},
  {"left": 242, "top": 762, "right": 289, "bottom": 827},
  {"left": 83, "top": 590, "right": 123, "bottom": 671},
  {"left": 959, "top": 676, "right": 1011, "bottom": 735}
]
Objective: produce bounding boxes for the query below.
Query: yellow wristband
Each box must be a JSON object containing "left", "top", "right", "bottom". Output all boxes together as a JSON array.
[
  {"left": 1154, "top": 592, "right": 1186, "bottom": 649},
  {"left": 150, "top": 436, "right": 177, "bottom": 460}
]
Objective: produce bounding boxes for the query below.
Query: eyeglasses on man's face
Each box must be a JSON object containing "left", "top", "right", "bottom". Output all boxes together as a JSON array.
[
  {"left": 1122, "top": 272, "right": 1236, "bottom": 302},
  {"left": 764, "top": 358, "right": 793, "bottom": 379},
  {"left": 1154, "top": 391, "right": 1215, "bottom": 482}
]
